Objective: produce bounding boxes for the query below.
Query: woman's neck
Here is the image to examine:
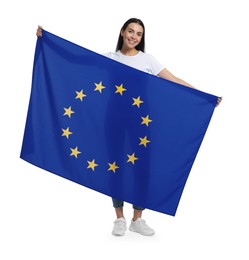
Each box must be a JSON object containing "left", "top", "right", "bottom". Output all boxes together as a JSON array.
[{"left": 120, "top": 48, "right": 139, "bottom": 56}]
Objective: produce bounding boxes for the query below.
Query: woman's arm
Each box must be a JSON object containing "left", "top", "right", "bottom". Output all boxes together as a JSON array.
[
  {"left": 158, "top": 68, "right": 222, "bottom": 106},
  {"left": 158, "top": 68, "right": 195, "bottom": 89}
]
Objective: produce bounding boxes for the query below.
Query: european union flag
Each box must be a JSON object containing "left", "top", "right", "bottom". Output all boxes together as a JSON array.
[{"left": 20, "top": 30, "right": 218, "bottom": 216}]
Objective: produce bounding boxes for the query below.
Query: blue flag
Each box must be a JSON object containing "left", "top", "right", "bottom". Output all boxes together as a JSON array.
[{"left": 20, "top": 30, "right": 218, "bottom": 216}]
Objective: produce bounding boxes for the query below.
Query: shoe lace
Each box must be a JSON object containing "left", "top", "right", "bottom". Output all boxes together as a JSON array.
[{"left": 115, "top": 219, "right": 126, "bottom": 227}]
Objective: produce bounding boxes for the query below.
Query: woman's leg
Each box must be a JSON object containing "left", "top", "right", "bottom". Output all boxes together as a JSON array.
[
  {"left": 112, "top": 198, "right": 124, "bottom": 218},
  {"left": 132, "top": 205, "right": 145, "bottom": 220}
]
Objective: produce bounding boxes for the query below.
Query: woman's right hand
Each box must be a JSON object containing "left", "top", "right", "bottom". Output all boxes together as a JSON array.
[{"left": 36, "top": 25, "right": 43, "bottom": 37}]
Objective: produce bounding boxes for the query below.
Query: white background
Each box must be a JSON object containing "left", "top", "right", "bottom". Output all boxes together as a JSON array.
[{"left": 1, "top": 0, "right": 248, "bottom": 259}]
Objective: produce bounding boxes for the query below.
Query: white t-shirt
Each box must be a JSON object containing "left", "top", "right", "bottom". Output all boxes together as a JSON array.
[{"left": 103, "top": 50, "right": 164, "bottom": 76}]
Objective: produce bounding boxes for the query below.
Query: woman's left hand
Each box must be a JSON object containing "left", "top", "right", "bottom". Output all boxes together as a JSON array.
[{"left": 216, "top": 97, "right": 222, "bottom": 107}]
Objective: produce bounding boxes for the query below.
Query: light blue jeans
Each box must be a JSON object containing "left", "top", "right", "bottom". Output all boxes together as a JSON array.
[{"left": 112, "top": 198, "right": 145, "bottom": 211}]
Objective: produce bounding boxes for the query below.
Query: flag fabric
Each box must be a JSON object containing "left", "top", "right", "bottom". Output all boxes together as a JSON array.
[{"left": 20, "top": 30, "right": 218, "bottom": 216}]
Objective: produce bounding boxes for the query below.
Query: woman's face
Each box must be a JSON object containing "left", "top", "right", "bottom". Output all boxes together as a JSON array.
[{"left": 121, "top": 22, "right": 144, "bottom": 50}]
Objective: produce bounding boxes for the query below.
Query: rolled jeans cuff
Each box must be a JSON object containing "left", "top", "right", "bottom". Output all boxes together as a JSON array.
[{"left": 112, "top": 198, "right": 145, "bottom": 211}]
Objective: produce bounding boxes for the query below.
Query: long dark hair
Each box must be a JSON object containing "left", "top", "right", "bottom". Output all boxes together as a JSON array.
[{"left": 115, "top": 18, "right": 145, "bottom": 52}]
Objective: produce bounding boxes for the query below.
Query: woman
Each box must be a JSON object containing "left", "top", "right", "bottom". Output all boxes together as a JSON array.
[
  {"left": 36, "top": 19, "right": 222, "bottom": 237},
  {"left": 103, "top": 18, "right": 222, "bottom": 237}
]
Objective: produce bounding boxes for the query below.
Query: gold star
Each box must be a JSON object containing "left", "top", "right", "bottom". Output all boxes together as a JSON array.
[
  {"left": 108, "top": 161, "right": 119, "bottom": 173},
  {"left": 87, "top": 159, "right": 98, "bottom": 171},
  {"left": 139, "top": 136, "right": 150, "bottom": 147},
  {"left": 141, "top": 115, "right": 152, "bottom": 126},
  {"left": 63, "top": 106, "right": 75, "bottom": 118},
  {"left": 70, "top": 146, "right": 81, "bottom": 158},
  {"left": 62, "top": 127, "right": 73, "bottom": 139},
  {"left": 94, "top": 81, "right": 105, "bottom": 93},
  {"left": 115, "top": 84, "right": 126, "bottom": 95},
  {"left": 127, "top": 153, "right": 138, "bottom": 164},
  {"left": 75, "top": 90, "right": 86, "bottom": 101},
  {"left": 132, "top": 96, "right": 144, "bottom": 108}
]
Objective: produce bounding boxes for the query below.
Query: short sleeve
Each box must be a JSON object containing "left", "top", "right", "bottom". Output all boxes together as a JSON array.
[{"left": 147, "top": 54, "right": 164, "bottom": 75}]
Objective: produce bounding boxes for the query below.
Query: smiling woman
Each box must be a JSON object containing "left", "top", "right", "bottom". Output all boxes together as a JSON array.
[{"left": 102, "top": 17, "right": 222, "bottom": 236}]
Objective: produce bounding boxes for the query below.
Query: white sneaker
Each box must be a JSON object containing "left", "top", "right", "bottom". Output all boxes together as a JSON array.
[
  {"left": 112, "top": 217, "right": 127, "bottom": 236},
  {"left": 129, "top": 218, "right": 155, "bottom": 236}
]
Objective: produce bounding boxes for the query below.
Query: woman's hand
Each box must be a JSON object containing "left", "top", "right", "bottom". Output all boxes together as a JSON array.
[
  {"left": 216, "top": 97, "right": 222, "bottom": 107},
  {"left": 36, "top": 25, "right": 43, "bottom": 37}
]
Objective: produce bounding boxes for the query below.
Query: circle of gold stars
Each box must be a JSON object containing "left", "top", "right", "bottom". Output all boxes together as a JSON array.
[{"left": 61, "top": 81, "right": 153, "bottom": 173}]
